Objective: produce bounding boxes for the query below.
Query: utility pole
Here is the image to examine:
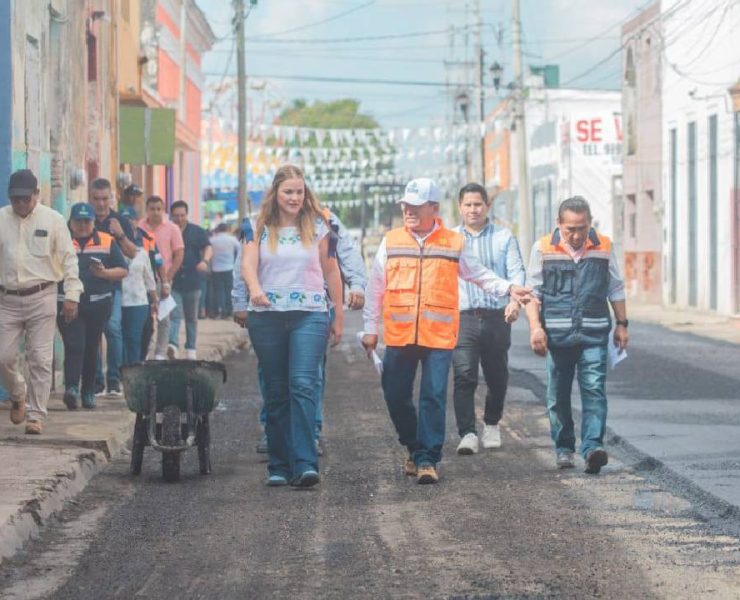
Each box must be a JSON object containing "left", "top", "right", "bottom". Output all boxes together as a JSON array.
[
  {"left": 234, "top": 0, "right": 250, "bottom": 221},
  {"left": 475, "top": 0, "right": 486, "bottom": 187},
  {"left": 512, "top": 0, "right": 531, "bottom": 263}
]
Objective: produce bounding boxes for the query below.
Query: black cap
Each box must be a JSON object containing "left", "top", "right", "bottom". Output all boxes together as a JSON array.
[
  {"left": 124, "top": 184, "right": 143, "bottom": 196},
  {"left": 8, "top": 169, "right": 38, "bottom": 197}
]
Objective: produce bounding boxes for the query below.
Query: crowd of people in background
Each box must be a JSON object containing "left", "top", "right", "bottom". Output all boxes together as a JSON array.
[{"left": 0, "top": 168, "right": 244, "bottom": 433}]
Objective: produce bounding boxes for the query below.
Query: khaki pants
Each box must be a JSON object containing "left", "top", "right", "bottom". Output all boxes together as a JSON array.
[{"left": 0, "top": 286, "right": 57, "bottom": 421}]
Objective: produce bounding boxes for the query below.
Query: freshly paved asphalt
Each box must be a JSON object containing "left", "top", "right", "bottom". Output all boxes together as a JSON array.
[
  {"left": 509, "top": 318, "right": 740, "bottom": 511},
  {"left": 0, "top": 313, "right": 738, "bottom": 599}
]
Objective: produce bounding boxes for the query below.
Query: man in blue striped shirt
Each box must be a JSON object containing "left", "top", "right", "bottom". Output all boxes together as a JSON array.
[{"left": 452, "top": 183, "right": 526, "bottom": 455}]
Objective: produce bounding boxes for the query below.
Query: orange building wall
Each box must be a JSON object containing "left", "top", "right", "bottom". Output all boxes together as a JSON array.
[
  {"left": 157, "top": 50, "right": 180, "bottom": 105},
  {"left": 186, "top": 80, "right": 201, "bottom": 138}
]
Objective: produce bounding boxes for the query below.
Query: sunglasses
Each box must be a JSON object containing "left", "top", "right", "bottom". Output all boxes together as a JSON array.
[{"left": 9, "top": 196, "right": 34, "bottom": 203}]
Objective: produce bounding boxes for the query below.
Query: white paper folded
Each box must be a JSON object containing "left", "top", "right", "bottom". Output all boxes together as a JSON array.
[
  {"left": 356, "top": 331, "right": 383, "bottom": 375},
  {"left": 607, "top": 336, "right": 628, "bottom": 370},
  {"left": 158, "top": 294, "right": 177, "bottom": 321}
]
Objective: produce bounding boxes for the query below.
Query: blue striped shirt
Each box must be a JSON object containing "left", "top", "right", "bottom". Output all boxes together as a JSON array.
[{"left": 454, "top": 221, "right": 526, "bottom": 310}]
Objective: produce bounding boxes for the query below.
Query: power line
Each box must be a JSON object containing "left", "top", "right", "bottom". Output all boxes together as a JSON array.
[
  {"left": 250, "top": 0, "right": 375, "bottom": 38},
  {"left": 203, "top": 72, "right": 455, "bottom": 87},
  {"left": 239, "top": 26, "right": 469, "bottom": 44}
]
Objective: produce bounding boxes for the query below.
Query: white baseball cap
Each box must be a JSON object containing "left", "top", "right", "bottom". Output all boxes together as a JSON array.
[{"left": 398, "top": 178, "right": 440, "bottom": 206}]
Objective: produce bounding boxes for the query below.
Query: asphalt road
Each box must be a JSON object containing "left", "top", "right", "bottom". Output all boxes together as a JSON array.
[
  {"left": 509, "top": 318, "right": 740, "bottom": 511},
  {"left": 1, "top": 313, "right": 739, "bottom": 599}
]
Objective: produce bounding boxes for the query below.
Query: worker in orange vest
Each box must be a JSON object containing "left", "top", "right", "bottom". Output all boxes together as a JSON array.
[{"left": 362, "top": 178, "right": 534, "bottom": 484}]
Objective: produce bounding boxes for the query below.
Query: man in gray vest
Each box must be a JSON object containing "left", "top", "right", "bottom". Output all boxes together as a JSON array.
[{"left": 525, "top": 196, "right": 629, "bottom": 474}]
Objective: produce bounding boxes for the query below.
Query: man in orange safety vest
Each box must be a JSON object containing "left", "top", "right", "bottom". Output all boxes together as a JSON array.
[{"left": 362, "top": 178, "right": 533, "bottom": 484}]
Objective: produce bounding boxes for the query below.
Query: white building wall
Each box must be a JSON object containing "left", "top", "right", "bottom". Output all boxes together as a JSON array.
[
  {"left": 526, "top": 89, "right": 622, "bottom": 238},
  {"left": 661, "top": 0, "right": 740, "bottom": 315}
]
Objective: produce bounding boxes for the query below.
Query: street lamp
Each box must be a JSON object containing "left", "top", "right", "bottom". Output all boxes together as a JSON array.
[
  {"left": 456, "top": 90, "right": 470, "bottom": 122},
  {"left": 490, "top": 61, "right": 503, "bottom": 92}
]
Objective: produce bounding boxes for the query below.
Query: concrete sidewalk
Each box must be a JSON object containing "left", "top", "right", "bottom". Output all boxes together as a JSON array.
[
  {"left": 0, "top": 318, "right": 245, "bottom": 562},
  {"left": 629, "top": 300, "right": 740, "bottom": 344}
]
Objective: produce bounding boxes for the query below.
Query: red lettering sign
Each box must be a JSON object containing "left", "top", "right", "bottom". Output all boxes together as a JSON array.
[{"left": 575, "top": 118, "right": 604, "bottom": 142}]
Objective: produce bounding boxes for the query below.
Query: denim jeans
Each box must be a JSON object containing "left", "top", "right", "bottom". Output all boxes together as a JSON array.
[
  {"left": 122, "top": 305, "right": 150, "bottom": 365},
  {"left": 382, "top": 345, "right": 453, "bottom": 466},
  {"left": 258, "top": 307, "right": 334, "bottom": 439},
  {"left": 210, "top": 271, "right": 233, "bottom": 317},
  {"left": 248, "top": 310, "right": 329, "bottom": 479},
  {"left": 545, "top": 343, "right": 608, "bottom": 458},
  {"left": 96, "top": 289, "right": 123, "bottom": 387},
  {"left": 452, "top": 309, "right": 511, "bottom": 437},
  {"left": 169, "top": 289, "right": 201, "bottom": 350}
]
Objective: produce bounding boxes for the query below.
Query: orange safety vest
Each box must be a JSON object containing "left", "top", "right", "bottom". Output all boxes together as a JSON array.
[{"left": 382, "top": 219, "right": 464, "bottom": 350}]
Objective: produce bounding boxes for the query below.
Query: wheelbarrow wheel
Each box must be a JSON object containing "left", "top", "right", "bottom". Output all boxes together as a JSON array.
[
  {"left": 161, "top": 405, "right": 181, "bottom": 482},
  {"left": 130, "top": 413, "right": 147, "bottom": 476},
  {"left": 197, "top": 414, "right": 211, "bottom": 475},
  {"left": 162, "top": 452, "right": 180, "bottom": 482}
]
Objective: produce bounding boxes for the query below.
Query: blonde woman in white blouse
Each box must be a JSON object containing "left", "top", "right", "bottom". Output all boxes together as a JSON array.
[{"left": 242, "top": 164, "right": 343, "bottom": 488}]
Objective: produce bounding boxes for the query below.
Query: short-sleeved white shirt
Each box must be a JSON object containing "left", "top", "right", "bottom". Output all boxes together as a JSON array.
[{"left": 249, "top": 218, "right": 329, "bottom": 312}]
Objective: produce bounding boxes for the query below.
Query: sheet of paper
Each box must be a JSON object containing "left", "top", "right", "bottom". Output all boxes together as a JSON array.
[
  {"left": 158, "top": 294, "right": 177, "bottom": 322},
  {"left": 608, "top": 336, "right": 628, "bottom": 370},
  {"left": 356, "top": 331, "right": 384, "bottom": 375}
]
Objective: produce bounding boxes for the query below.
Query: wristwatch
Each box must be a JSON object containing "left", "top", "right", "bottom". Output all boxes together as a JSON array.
[{"left": 616, "top": 319, "right": 629, "bottom": 328}]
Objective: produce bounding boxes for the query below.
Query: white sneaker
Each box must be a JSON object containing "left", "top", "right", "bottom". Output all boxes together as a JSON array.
[
  {"left": 166, "top": 343, "right": 178, "bottom": 359},
  {"left": 153, "top": 354, "right": 166, "bottom": 360},
  {"left": 185, "top": 349, "right": 197, "bottom": 360},
  {"left": 456, "top": 432, "right": 479, "bottom": 455},
  {"left": 481, "top": 424, "right": 502, "bottom": 449}
]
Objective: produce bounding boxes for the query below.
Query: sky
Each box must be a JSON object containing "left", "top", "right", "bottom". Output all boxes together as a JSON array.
[{"left": 199, "top": 0, "right": 649, "bottom": 130}]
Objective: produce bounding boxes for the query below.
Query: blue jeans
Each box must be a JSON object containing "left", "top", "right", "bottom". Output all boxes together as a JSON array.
[
  {"left": 248, "top": 310, "right": 329, "bottom": 479},
  {"left": 122, "top": 305, "right": 149, "bottom": 365},
  {"left": 96, "top": 289, "right": 123, "bottom": 387},
  {"left": 210, "top": 271, "right": 233, "bottom": 316},
  {"left": 382, "top": 345, "right": 453, "bottom": 466},
  {"left": 545, "top": 344, "right": 608, "bottom": 458},
  {"left": 258, "top": 307, "right": 334, "bottom": 439},
  {"left": 169, "top": 289, "right": 201, "bottom": 350}
]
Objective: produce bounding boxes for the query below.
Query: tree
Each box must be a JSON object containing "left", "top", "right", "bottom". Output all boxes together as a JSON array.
[{"left": 279, "top": 99, "right": 379, "bottom": 130}]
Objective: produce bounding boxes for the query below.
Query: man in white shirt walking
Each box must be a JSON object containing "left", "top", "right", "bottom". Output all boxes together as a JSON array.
[
  {"left": 452, "top": 183, "right": 526, "bottom": 455},
  {"left": 0, "top": 169, "right": 83, "bottom": 434}
]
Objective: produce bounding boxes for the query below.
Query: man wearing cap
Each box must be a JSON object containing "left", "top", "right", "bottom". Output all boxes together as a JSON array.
[
  {"left": 90, "top": 178, "right": 137, "bottom": 397},
  {"left": 58, "top": 203, "right": 128, "bottom": 410},
  {"left": 362, "top": 178, "right": 533, "bottom": 484},
  {"left": 0, "top": 169, "right": 83, "bottom": 434},
  {"left": 121, "top": 184, "right": 144, "bottom": 216}
]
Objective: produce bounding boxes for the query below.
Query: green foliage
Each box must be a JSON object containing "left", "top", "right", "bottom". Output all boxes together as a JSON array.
[{"left": 279, "top": 99, "right": 379, "bottom": 130}]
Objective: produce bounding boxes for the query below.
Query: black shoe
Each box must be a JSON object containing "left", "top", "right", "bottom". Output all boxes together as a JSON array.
[
  {"left": 584, "top": 448, "right": 608, "bottom": 474},
  {"left": 82, "top": 392, "right": 96, "bottom": 410},
  {"left": 107, "top": 381, "right": 123, "bottom": 397},
  {"left": 63, "top": 386, "right": 78, "bottom": 410},
  {"left": 94, "top": 382, "right": 106, "bottom": 396}
]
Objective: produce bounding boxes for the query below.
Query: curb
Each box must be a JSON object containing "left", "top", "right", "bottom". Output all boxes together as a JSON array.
[
  {"left": 0, "top": 329, "right": 245, "bottom": 565},
  {"left": 0, "top": 448, "right": 105, "bottom": 562}
]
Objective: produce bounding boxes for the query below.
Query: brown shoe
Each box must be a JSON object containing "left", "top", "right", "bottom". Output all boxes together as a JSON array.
[
  {"left": 10, "top": 397, "right": 26, "bottom": 425},
  {"left": 416, "top": 464, "right": 439, "bottom": 484},
  {"left": 404, "top": 456, "right": 417, "bottom": 476},
  {"left": 25, "top": 420, "right": 42, "bottom": 435}
]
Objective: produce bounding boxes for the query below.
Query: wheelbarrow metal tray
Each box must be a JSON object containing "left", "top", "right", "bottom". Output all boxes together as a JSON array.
[{"left": 121, "top": 360, "right": 227, "bottom": 414}]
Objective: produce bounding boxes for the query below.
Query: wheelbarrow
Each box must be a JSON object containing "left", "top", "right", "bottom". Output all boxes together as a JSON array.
[{"left": 121, "top": 360, "right": 227, "bottom": 482}]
